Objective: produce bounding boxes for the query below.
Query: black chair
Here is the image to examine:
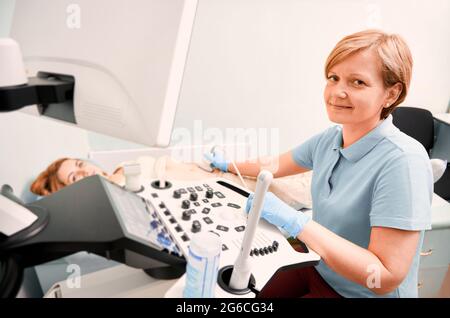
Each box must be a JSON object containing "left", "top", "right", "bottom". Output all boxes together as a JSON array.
[
  {"left": 392, "top": 107, "right": 435, "bottom": 155},
  {"left": 435, "top": 167, "right": 450, "bottom": 200},
  {"left": 0, "top": 257, "right": 23, "bottom": 298},
  {"left": 392, "top": 106, "right": 449, "bottom": 200}
]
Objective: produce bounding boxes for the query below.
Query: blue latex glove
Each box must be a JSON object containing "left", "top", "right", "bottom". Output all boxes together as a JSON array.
[
  {"left": 245, "top": 192, "right": 311, "bottom": 237},
  {"left": 203, "top": 150, "right": 229, "bottom": 172}
]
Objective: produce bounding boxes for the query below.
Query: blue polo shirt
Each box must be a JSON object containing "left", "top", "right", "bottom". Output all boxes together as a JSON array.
[{"left": 291, "top": 115, "right": 433, "bottom": 298}]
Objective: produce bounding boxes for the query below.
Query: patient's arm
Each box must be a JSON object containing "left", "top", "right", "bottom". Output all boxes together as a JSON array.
[{"left": 228, "top": 150, "right": 310, "bottom": 178}]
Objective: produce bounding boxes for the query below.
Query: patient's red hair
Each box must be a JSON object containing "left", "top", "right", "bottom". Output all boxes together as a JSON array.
[{"left": 30, "top": 158, "right": 69, "bottom": 196}]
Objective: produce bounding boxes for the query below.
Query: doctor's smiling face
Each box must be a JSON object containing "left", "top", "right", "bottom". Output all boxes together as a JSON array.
[
  {"left": 323, "top": 29, "right": 412, "bottom": 130},
  {"left": 324, "top": 49, "right": 398, "bottom": 127},
  {"left": 324, "top": 48, "right": 403, "bottom": 130}
]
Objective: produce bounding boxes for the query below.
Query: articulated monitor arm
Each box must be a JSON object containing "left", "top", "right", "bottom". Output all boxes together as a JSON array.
[
  {"left": 0, "top": 38, "right": 74, "bottom": 113},
  {"left": 0, "top": 75, "right": 74, "bottom": 113}
]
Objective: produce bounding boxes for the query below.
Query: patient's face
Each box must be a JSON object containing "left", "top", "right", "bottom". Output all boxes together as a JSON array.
[{"left": 57, "top": 159, "right": 109, "bottom": 186}]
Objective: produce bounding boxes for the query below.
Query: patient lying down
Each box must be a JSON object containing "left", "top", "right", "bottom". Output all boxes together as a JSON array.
[
  {"left": 30, "top": 156, "right": 222, "bottom": 196},
  {"left": 30, "top": 157, "right": 313, "bottom": 210},
  {"left": 30, "top": 158, "right": 125, "bottom": 196}
]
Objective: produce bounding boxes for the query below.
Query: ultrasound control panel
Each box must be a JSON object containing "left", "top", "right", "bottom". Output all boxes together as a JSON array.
[{"left": 115, "top": 177, "right": 320, "bottom": 292}]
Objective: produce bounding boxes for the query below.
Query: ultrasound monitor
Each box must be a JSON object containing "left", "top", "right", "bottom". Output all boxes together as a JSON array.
[{"left": 10, "top": 0, "right": 198, "bottom": 147}]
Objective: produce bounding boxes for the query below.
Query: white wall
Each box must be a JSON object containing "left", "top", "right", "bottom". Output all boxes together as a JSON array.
[
  {"left": 173, "top": 0, "right": 450, "bottom": 153},
  {"left": 0, "top": 0, "right": 15, "bottom": 36},
  {"left": 0, "top": 112, "right": 90, "bottom": 202}
]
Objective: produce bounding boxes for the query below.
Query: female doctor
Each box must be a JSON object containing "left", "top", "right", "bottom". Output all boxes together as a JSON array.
[{"left": 205, "top": 29, "right": 433, "bottom": 298}]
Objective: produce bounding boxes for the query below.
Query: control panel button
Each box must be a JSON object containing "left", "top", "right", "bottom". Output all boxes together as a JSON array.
[
  {"left": 189, "top": 192, "right": 198, "bottom": 201},
  {"left": 234, "top": 225, "right": 245, "bottom": 232},
  {"left": 187, "top": 209, "right": 196, "bottom": 215},
  {"left": 227, "top": 203, "right": 241, "bottom": 209},
  {"left": 157, "top": 233, "right": 171, "bottom": 246},
  {"left": 182, "top": 210, "right": 191, "bottom": 221},
  {"left": 202, "top": 207, "right": 211, "bottom": 214},
  {"left": 205, "top": 189, "right": 214, "bottom": 198},
  {"left": 216, "top": 225, "right": 229, "bottom": 232},
  {"left": 214, "top": 191, "right": 225, "bottom": 199},
  {"left": 272, "top": 241, "right": 279, "bottom": 252},
  {"left": 149, "top": 220, "right": 159, "bottom": 229},
  {"left": 173, "top": 190, "right": 181, "bottom": 199},
  {"left": 191, "top": 220, "right": 201, "bottom": 233},
  {"left": 211, "top": 202, "right": 222, "bottom": 208},
  {"left": 181, "top": 200, "right": 190, "bottom": 209},
  {"left": 203, "top": 217, "right": 213, "bottom": 224}
]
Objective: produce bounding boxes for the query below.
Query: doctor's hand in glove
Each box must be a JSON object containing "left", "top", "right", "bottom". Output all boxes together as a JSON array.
[
  {"left": 203, "top": 150, "right": 229, "bottom": 172},
  {"left": 245, "top": 192, "right": 312, "bottom": 238}
]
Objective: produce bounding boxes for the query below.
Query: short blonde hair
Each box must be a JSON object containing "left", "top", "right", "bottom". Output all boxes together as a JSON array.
[{"left": 325, "top": 29, "right": 413, "bottom": 119}]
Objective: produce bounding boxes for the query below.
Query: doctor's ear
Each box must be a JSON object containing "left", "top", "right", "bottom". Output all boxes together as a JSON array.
[{"left": 385, "top": 82, "right": 403, "bottom": 107}]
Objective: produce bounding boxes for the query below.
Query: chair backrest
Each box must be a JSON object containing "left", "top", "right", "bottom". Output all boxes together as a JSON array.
[
  {"left": 392, "top": 107, "right": 434, "bottom": 154},
  {"left": 392, "top": 107, "right": 450, "bottom": 200},
  {"left": 434, "top": 162, "right": 450, "bottom": 200}
]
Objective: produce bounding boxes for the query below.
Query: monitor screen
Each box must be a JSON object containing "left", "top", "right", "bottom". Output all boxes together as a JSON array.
[{"left": 10, "top": 0, "right": 198, "bottom": 147}]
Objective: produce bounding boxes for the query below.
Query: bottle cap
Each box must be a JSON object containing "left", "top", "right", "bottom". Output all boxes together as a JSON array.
[{"left": 190, "top": 232, "right": 221, "bottom": 257}]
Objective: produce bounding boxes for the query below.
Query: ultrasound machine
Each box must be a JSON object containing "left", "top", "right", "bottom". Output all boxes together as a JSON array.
[{"left": 0, "top": 0, "right": 319, "bottom": 298}]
